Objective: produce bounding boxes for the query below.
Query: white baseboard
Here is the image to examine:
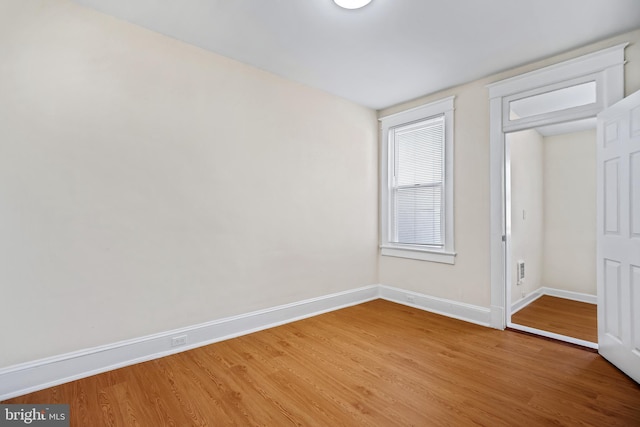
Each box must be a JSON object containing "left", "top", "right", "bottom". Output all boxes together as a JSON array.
[
  {"left": 490, "top": 305, "right": 506, "bottom": 330},
  {"left": 0, "top": 284, "right": 494, "bottom": 401},
  {"left": 510, "top": 287, "right": 597, "bottom": 315},
  {"left": 378, "top": 285, "right": 491, "bottom": 327},
  {"left": 511, "top": 289, "right": 544, "bottom": 315},
  {"left": 540, "top": 287, "right": 597, "bottom": 304},
  {"left": 0, "top": 285, "right": 379, "bottom": 401}
]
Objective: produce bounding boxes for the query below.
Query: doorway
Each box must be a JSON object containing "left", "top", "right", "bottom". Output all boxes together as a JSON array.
[
  {"left": 505, "top": 121, "right": 598, "bottom": 347},
  {"left": 486, "top": 43, "right": 627, "bottom": 340}
]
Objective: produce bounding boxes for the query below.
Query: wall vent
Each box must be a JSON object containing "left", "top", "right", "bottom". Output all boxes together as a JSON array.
[{"left": 517, "top": 260, "right": 525, "bottom": 285}]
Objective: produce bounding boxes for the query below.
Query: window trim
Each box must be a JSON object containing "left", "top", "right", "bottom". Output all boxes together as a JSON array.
[{"left": 379, "top": 96, "right": 456, "bottom": 264}]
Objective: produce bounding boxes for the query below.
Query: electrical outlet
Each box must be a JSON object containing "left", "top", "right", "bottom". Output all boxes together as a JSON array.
[
  {"left": 171, "top": 335, "right": 188, "bottom": 347},
  {"left": 406, "top": 295, "right": 416, "bottom": 304}
]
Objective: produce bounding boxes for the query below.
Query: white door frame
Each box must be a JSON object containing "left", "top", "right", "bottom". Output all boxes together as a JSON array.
[{"left": 486, "top": 43, "right": 627, "bottom": 331}]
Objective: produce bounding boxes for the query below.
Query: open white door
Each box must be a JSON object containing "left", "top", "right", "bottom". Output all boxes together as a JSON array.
[{"left": 597, "top": 89, "right": 640, "bottom": 383}]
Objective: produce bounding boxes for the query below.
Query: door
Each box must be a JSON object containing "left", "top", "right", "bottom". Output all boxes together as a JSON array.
[{"left": 597, "top": 89, "right": 640, "bottom": 383}]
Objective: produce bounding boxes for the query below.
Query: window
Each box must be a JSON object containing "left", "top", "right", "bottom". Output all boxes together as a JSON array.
[
  {"left": 503, "top": 75, "right": 602, "bottom": 132},
  {"left": 379, "top": 96, "right": 455, "bottom": 264}
]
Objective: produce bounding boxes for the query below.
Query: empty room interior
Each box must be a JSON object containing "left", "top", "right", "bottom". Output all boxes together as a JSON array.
[
  {"left": 508, "top": 121, "right": 599, "bottom": 344},
  {"left": 1, "top": 0, "right": 640, "bottom": 425}
]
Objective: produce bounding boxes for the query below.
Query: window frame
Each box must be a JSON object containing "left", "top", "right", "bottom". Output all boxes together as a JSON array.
[{"left": 379, "top": 96, "right": 456, "bottom": 264}]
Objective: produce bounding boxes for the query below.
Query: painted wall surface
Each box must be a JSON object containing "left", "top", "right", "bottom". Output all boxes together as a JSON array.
[
  {"left": 542, "top": 129, "right": 597, "bottom": 295},
  {"left": 378, "top": 29, "right": 640, "bottom": 308},
  {"left": 0, "top": 0, "right": 378, "bottom": 368},
  {"left": 508, "top": 130, "right": 544, "bottom": 303}
]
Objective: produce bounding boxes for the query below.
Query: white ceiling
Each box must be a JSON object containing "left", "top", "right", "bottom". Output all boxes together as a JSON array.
[{"left": 72, "top": 0, "right": 640, "bottom": 110}]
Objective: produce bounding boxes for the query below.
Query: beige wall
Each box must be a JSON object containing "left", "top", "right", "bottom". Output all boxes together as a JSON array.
[
  {"left": 509, "top": 127, "right": 597, "bottom": 303},
  {"left": 508, "top": 129, "right": 544, "bottom": 303},
  {"left": 0, "top": 0, "right": 378, "bottom": 368},
  {"left": 378, "top": 79, "right": 492, "bottom": 305},
  {"left": 378, "top": 29, "right": 640, "bottom": 308},
  {"left": 542, "top": 129, "right": 597, "bottom": 295}
]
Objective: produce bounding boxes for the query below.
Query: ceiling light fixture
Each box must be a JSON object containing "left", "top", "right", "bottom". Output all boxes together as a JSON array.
[{"left": 333, "top": 0, "right": 372, "bottom": 10}]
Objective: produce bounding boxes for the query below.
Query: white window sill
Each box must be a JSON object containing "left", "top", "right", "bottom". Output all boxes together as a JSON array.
[{"left": 380, "top": 246, "right": 456, "bottom": 264}]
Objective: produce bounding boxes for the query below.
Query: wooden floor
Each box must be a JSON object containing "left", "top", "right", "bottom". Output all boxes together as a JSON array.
[
  {"left": 512, "top": 295, "right": 598, "bottom": 343},
  {"left": 4, "top": 300, "right": 639, "bottom": 426}
]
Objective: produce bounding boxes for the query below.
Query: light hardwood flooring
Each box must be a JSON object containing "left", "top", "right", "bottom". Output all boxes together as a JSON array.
[
  {"left": 4, "top": 299, "right": 639, "bottom": 426},
  {"left": 511, "top": 295, "right": 598, "bottom": 343}
]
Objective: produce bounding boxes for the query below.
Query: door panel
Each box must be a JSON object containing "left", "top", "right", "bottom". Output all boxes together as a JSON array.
[
  {"left": 603, "top": 159, "right": 620, "bottom": 234},
  {"left": 603, "top": 259, "right": 621, "bottom": 341},
  {"left": 632, "top": 152, "right": 640, "bottom": 237},
  {"left": 597, "top": 90, "right": 640, "bottom": 383},
  {"left": 632, "top": 266, "right": 640, "bottom": 353}
]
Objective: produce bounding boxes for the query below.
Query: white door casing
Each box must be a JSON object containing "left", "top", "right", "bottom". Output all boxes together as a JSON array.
[
  {"left": 487, "top": 43, "right": 626, "bottom": 330},
  {"left": 597, "top": 90, "right": 640, "bottom": 383}
]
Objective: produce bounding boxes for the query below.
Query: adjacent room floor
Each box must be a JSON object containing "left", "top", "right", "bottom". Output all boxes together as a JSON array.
[
  {"left": 3, "top": 299, "right": 637, "bottom": 426},
  {"left": 511, "top": 295, "right": 598, "bottom": 343}
]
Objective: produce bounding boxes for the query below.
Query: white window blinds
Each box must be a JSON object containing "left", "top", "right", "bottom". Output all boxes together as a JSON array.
[{"left": 391, "top": 115, "right": 445, "bottom": 247}]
